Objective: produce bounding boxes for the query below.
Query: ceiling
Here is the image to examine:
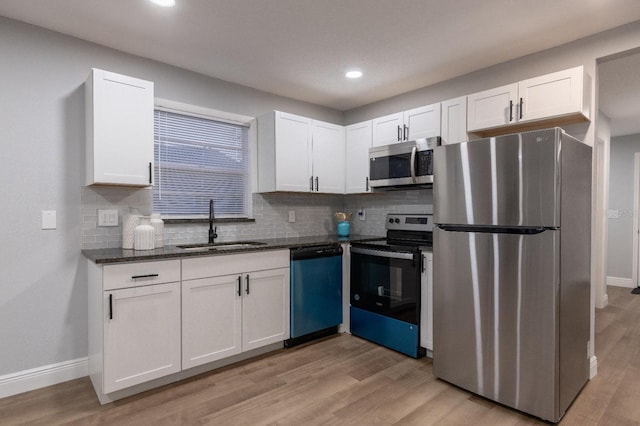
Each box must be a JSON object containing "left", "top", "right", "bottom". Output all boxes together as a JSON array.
[{"left": 1, "top": 1, "right": 640, "bottom": 117}]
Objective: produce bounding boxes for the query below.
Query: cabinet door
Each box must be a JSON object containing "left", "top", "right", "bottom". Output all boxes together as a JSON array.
[
  {"left": 467, "top": 83, "right": 518, "bottom": 132},
  {"left": 103, "top": 282, "right": 180, "bottom": 394},
  {"left": 88, "top": 69, "right": 154, "bottom": 186},
  {"left": 420, "top": 252, "right": 433, "bottom": 352},
  {"left": 518, "top": 66, "right": 586, "bottom": 123},
  {"left": 404, "top": 103, "right": 441, "bottom": 140},
  {"left": 182, "top": 275, "right": 242, "bottom": 369},
  {"left": 440, "top": 97, "right": 467, "bottom": 145},
  {"left": 242, "top": 268, "right": 290, "bottom": 351},
  {"left": 312, "top": 120, "right": 345, "bottom": 193},
  {"left": 345, "top": 121, "right": 372, "bottom": 194},
  {"left": 275, "top": 111, "right": 312, "bottom": 192},
  {"left": 372, "top": 112, "right": 403, "bottom": 147}
]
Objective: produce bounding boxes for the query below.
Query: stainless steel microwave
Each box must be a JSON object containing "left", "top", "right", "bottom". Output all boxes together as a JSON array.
[{"left": 369, "top": 137, "right": 441, "bottom": 189}]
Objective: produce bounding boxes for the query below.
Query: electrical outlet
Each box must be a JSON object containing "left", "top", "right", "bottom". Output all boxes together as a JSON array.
[
  {"left": 98, "top": 209, "right": 119, "bottom": 227},
  {"left": 288, "top": 210, "right": 296, "bottom": 223},
  {"left": 358, "top": 209, "right": 366, "bottom": 221}
]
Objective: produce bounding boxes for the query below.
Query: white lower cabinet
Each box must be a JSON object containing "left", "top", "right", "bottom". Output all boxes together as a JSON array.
[
  {"left": 181, "top": 250, "right": 290, "bottom": 369},
  {"left": 182, "top": 275, "right": 243, "bottom": 369},
  {"left": 89, "top": 250, "right": 290, "bottom": 403},
  {"left": 88, "top": 259, "right": 182, "bottom": 398},
  {"left": 103, "top": 282, "right": 181, "bottom": 393}
]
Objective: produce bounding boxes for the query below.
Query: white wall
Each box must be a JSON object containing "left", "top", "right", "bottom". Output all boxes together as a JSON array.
[
  {"left": 607, "top": 134, "right": 640, "bottom": 279},
  {"left": 0, "top": 16, "right": 342, "bottom": 378}
]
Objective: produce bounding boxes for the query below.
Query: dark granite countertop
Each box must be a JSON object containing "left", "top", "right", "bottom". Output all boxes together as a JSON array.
[{"left": 82, "top": 234, "right": 384, "bottom": 264}]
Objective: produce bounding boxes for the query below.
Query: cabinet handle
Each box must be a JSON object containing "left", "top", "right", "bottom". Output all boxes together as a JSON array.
[
  {"left": 403, "top": 124, "right": 408, "bottom": 141},
  {"left": 315, "top": 176, "right": 319, "bottom": 192},
  {"left": 148, "top": 162, "right": 152, "bottom": 184},
  {"left": 310, "top": 176, "right": 314, "bottom": 191},
  {"left": 519, "top": 97, "right": 524, "bottom": 119},
  {"left": 109, "top": 294, "right": 113, "bottom": 320},
  {"left": 509, "top": 100, "right": 514, "bottom": 122},
  {"left": 245, "top": 274, "right": 250, "bottom": 295},
  {"left": 365, "top": 176, "right": 369, "bottom": 192},
  {"left": 131, "top": 274, "right": 159, "bottom": 279},
  {"left": 397, "top": 125, "right": 402, "bottom": 142},
  {"left": 237, "top": 275, "right": 242, "bottom": 296}
]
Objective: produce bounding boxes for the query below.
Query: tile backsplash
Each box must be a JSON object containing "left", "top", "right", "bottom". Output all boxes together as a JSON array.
[{"left": 81, "top": 186, "right": 433, "bottom": 249}]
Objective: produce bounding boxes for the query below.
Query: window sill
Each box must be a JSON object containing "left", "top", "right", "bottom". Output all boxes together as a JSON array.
[{"left": 163, "top": 218, "right": 256, "bottom": 225}]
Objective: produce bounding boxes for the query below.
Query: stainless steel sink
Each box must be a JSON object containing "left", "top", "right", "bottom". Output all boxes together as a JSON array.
[{"left": 177, "top": 241, "right": 267, "bottom": 252}]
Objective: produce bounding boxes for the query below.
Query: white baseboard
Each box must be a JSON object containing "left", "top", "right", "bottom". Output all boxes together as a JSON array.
[
  {"left": 590, "top": 355, "right": 598, "bottom": 379},
  {"left": 606, "top": 276, "right": 634, "bottom": 288},
  {"left": 0, "top": 357, "right": 88, "bottom": 399}
]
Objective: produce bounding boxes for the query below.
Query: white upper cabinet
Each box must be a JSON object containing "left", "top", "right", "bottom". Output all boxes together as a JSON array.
[
  {"left": 257, "top": 111, "right": 344, "bottom": 194},
  {"left": 372, "top": 112, "right": 404, "bottom": 146},
  {"left": 372, "top": 104, "right": 441, "bottom": 146},
  {"left": 86, "top": 68, "right": 154, "bottom": 186},
  {"left": 440, "top": 96, "right": 468, "bottom": 145},
  {"left": 518, "top": 66, "right": 590, "bottom": 123},
  {"left": 467, "top": 66, "right": 591, "bottom": 134},
  {"left": 467, "top": 83, "right": 518, "bottom": 132},
  {"left": 345, "top": 120, "right": 373, "bottom": 194},
  {"left": 258, "top": 111, "right": 312, "bottom": 192},
  {"left": 312, "top": 120, "right": 345, "bottom": 193},
  {"left": 405, "top": 104, "right": 441, "bottom": 140}
]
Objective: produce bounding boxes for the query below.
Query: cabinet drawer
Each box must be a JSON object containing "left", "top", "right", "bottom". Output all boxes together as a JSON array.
[
  {"left": 103, "top": 259, "right": 180, "bottom": 290},
  {"left": 182, "top": 249, "right": 289, "bottom": 281}
]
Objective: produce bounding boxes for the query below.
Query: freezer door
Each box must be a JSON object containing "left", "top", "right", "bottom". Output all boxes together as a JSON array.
[
  {"left": 434, "top": 128, "right": 560, "bottom": 228},
  {"left": 433, "top": 227, "right": 560, "bottom": 422}
]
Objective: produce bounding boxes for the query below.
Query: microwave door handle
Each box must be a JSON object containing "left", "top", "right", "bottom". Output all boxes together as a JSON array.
[{"left": 410, "top": 145, "right": 417, "bottom": 183}]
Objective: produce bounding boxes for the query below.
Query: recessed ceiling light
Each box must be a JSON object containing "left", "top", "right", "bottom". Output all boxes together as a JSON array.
[
  {"left": 149, "top": 0, "right": 175, "bottom": 7},
  {"left": 345, "top": 70, "right": 363, "bottom": 79}
]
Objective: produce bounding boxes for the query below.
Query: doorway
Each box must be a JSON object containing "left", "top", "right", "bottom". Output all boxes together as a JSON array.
[{"left": 599, "top": 48, "right": 640, "bottom": 295}]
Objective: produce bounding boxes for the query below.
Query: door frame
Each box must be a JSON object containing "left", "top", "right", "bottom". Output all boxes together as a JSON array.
[{"left": 633, "top": 153, "right": 640, "bottom": 288}]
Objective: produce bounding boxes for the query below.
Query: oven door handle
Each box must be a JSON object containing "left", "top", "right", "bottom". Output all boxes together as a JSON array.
[
  {"left": 351, "top": 246, "right": 415, "bottom": 260},
  {"left": 410, "top": 145, "right": 417, "bottom": 183}
]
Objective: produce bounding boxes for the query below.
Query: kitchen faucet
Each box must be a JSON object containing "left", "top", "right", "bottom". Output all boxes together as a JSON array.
[{"left": 209, "top": 198, "right": 218, "bottom": 244}]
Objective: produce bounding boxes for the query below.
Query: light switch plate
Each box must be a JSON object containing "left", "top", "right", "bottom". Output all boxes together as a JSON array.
[
  {"left": 288, "top": 210, "right": 296, "bottom": 223},
  {"left": 98, "top": 209, "right": 119, "bottom": 227},
  {"left": 42, "top": 210, "right": 56, "bottom": 230},
  {"left": 358, "top": 209, "right": 366, "bottom": 221}
]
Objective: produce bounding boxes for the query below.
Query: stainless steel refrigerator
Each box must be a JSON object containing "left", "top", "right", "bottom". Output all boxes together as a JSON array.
[{"left": 432, "top": 128, "right": 591, "bottom": 423}]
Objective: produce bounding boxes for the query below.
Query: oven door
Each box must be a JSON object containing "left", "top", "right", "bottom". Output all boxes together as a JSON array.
[{"left": 350, "top": 246, "right": 420, "bottom": 325}]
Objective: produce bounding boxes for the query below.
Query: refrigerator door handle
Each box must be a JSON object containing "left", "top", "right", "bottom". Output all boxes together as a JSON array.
[{"left": 437, "top": 224, "right": 548, "bottom": 234}]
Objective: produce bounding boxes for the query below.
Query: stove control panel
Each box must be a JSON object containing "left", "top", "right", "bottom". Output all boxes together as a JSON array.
[{"left": 385, "top": 213, "right": 433, "bottom": 232}]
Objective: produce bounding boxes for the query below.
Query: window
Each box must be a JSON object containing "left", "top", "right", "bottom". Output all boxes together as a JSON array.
[{"left": 153, "top": 106, "right": 251, "bottom": 218}]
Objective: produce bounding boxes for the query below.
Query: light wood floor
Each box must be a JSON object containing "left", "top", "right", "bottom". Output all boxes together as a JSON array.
[{"left": 2, "top": 286, "right": 640, "bottom": 425}]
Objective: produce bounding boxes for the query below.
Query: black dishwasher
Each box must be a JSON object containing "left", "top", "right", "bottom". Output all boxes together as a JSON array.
[{"left": 286, "top": 245, "right": 343, "bottom": 347}]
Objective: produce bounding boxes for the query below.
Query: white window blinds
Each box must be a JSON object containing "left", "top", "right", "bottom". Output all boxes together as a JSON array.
[{"left": 153, "top": 109, "right": 250, "bottom": 217}]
